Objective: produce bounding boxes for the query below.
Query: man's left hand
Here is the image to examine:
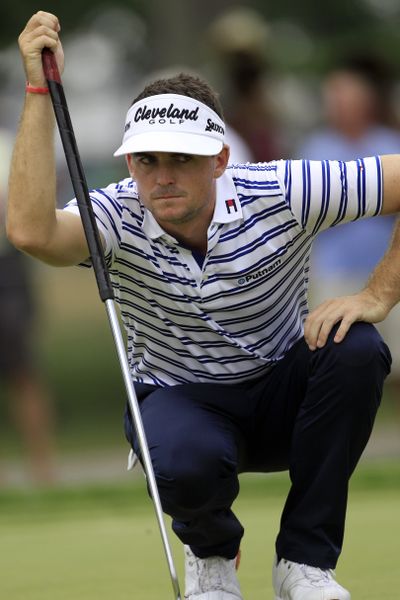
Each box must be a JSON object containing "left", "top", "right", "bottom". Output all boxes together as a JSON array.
[{"left": 304, "top": 289, "right": 390, "bottom": 351}]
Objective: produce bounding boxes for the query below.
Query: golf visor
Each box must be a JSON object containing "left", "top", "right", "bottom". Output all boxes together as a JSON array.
[{"left": 113, "top": 93, "right": 225, "bottom": 157}]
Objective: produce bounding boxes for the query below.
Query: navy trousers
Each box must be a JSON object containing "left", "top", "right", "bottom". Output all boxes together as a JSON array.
[{"left": 124, "top": 323, "right": 391, "bottom": 569}]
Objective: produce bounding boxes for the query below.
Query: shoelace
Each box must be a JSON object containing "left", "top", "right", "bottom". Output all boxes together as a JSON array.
[
  {"left": 300, "top": 564, "right": 336, "bottom": 585},
  {"left": 185, "top": 548, "right": 241, "bottom": 595},
  {"left": 186, "top": 549, "right": 241, "bottom": 573},
  {"left": 186, "top": 552, "right": 223, "bottom": 582}
]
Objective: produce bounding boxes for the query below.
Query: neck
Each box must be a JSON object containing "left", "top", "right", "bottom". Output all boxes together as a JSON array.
[
  {"left": 164, "top": 221, "right": 209, "bottom": 254},
  {"left": 157, "top": 197, "right": 215, "bottom": 254}
]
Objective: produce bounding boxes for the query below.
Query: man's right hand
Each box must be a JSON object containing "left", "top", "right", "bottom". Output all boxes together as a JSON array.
[
  {"left": 18, "top": 11, "right": 64, "bottom": 87},
  {"left": 8, "top": 11, "right": 92, "bottom": 268}
]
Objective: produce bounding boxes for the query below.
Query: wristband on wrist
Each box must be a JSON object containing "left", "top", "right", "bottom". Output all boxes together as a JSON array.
[{"left": 25, "top": 82, "right": 49, "bottom": 94}]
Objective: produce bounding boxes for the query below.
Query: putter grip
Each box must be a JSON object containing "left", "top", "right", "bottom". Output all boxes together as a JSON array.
[
  {"left": 42, "top": 47, "right": 61, "bottom": 83},
  {"left": 42, "top": 48, "right": 114, "bottom": 302}
]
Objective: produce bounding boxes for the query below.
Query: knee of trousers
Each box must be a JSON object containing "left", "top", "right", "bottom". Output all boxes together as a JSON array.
[
  {"left": 312, "top": 322, "right": 392, "bottom": 412},
  {"left": 152, "top": 444, "right": 239, "bottom": 519},
  {"left": 316, "top": 321, "right": 391, "bottom": 377}
]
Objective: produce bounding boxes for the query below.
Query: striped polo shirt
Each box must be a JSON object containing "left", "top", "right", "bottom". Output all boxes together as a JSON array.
[{"left": 65, "top": 157, "right": 382, "bottom": 386}]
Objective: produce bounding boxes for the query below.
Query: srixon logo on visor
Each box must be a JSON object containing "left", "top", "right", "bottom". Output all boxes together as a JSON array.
[
  {"left": 205, "top": 118, "right": 225, "bottom": 135},
  {"left": 134, "top": 103, "right": 199, "bottom": 125}
]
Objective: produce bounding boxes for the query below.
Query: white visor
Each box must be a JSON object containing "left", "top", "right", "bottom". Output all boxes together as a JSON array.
[{"left": 113, "top": 93, "right": 225, "bottom": 157}]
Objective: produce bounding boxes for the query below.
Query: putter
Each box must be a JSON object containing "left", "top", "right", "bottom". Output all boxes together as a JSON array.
[{"left": 41, "top": 47, "right": 182, "bottom": 600}]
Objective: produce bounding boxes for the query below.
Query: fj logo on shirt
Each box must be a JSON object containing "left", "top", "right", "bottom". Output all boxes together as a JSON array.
[
  {"left": 225, "top": 198, "right": 238, "bottom": 214},
  {"left": 237, "top": 259, "right": 282, "bottom": 286}
]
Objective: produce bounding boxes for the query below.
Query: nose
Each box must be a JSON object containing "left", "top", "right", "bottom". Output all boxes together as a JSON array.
[{"left": 155, "top": 163, "right": 176, "bottom": 186}]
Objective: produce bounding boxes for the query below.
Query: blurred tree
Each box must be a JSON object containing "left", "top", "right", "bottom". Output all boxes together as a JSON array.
[
  {"left": 144, "top": 0, "right": 241, "bottom": 68},
  {"left": 2, "top": 0, "right": 400, "bottom": 75},
  {"left": 249, "top": 0, "right": 400, "bottom": 73},
  {"left": 252, "top": 0, "right": 372, "bottom": 34},
  {"left": 0, "top": 0, "right": 147, "bottom": 48}
]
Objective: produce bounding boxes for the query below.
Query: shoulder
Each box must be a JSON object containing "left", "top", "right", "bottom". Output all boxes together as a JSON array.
[
  {"left": 91, "top": 177, "right": 138, "bottom": 200},
  {"left": 89, "top": 177, "right": 141, "bottom": 213},
  {"left": 227, "top": 161, "right": 285, "bottom": 195}
]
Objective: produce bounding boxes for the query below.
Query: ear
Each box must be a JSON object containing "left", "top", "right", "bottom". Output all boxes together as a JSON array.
[
  {"left": 213, "top": 144, "right": 230, "bottom": 179},
  {"left": 125, "top": 153, "right": 135, "bottom": 177}
]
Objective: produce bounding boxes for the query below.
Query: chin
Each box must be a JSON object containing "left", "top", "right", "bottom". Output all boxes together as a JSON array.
[{"left": 155, "top": 210, "right": 185, "bottom": 224}]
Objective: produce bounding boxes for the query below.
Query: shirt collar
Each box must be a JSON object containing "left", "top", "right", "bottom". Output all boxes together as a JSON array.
[
  {"left": 212, "top": 170, "right": 242, "bottom": 224},
  {"left": 142, "top": 208, "right": 167, "bottom": 240},
  {"left": 142, "top": 170, "right": 242, "bottom": 240}
]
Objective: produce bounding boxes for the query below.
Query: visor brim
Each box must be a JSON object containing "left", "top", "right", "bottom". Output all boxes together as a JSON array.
[{"left": 113, "top": 131, "right": 224, "bottom": 157}]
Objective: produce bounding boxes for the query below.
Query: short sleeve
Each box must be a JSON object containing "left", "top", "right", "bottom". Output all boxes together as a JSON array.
[
  {"left": 275, "top": 156, "right": 383, "bottom": 235},
  {"left": 63, "top": 183, "right": 124, "bottom": 267}
]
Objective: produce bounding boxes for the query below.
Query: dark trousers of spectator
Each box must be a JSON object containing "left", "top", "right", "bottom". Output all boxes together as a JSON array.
[{"left": 124, "top": 322, "right": 391, "bottom": 569}]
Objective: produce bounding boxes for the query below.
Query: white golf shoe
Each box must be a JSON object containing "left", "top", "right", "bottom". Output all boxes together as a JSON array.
[
  {"left": 184, "top": 545, "right": 243, "bottom": 599},
  {"left": 272, "top": 555, "right": 351, "bottom": 600}
]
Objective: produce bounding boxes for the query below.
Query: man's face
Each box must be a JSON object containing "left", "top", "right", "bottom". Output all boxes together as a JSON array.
[{"left": 126, "top": 149, "right": 229, "bottom": 230}]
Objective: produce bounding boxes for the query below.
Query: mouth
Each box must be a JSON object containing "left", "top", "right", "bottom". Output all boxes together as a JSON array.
[
  {"left": 154, "top": 195, "right": 183, "bottom": 199},
  {"left": 151, "top": 189, "right": 186, "bottom": 201},
  {"left": 152, "top": 194, "right": 184, "bottom": 200}
]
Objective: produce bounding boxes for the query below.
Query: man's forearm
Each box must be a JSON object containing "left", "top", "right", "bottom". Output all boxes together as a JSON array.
[
  {"left": 304, "top": 218, "right": 400, "bottom": 350},
  {"left": 363, "top": 217, "right": 400, "bottom": 312},
  {"left": 7, "top": 92, "right": 58, "bottom": 257},
  {"left": 7, "top": 13, "right": 92, "bottom": 268}
]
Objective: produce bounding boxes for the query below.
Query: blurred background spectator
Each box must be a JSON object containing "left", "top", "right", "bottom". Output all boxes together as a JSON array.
[
  {"left": 0, "top": 128, "right": 56, "bottom": 485},
  {"left": 297, "top": 54, "right": 400, "bottom": 400},
  {"left": 206, "top": 7, "right": 284, "bottom": 162}
]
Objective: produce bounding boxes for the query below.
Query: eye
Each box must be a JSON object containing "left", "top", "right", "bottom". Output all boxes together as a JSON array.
[
  {"left": 173, "top": 154, "right": 192, "bottom": 163},
  {"left": 133, "top": 153, "right": 156, "bottom": 165}
]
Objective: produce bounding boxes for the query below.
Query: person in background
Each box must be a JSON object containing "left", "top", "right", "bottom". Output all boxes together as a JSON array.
[
  {"left": 206, "top": 8, "right": 283, "bottom": 162},
  {"left": 298, "top": 54, "right": 400, "bottom": 401},
  {"left": 0, "top": 128, "right": 56, "bottom": 486}
]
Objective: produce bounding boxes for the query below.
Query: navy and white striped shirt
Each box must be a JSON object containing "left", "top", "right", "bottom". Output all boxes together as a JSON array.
[{"left": 65, "top": 157, "right": 383, "bottom": 385}]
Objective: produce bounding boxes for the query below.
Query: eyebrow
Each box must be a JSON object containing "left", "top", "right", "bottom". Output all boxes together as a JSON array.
[{"left": 132, "top": 152, "right": 194, "bottom": 159}]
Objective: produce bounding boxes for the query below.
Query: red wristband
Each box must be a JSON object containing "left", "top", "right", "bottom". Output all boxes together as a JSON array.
[{"left": 26, "top": 82, "right": 49, "bottom": 94}]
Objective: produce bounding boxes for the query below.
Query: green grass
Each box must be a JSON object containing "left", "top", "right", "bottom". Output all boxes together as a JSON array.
[{"left": 1, "top": 462, "right": 399, "bottom": 599}]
